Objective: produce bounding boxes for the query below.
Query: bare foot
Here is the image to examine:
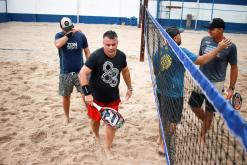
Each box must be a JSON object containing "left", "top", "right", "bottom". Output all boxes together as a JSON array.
[
  {"left": 64, "top": 117, "right": 70, "bottom": 125},
  {"left": 158, "top": 144, "right": 165, "bottom": 156},
  {"left": 95, "top": 136, "right": 101, "bottom": 145},
  {"left": 156, "top": 136, "right": 162, "bottom": 145},
  {"left": 104, "top": 147, "right": 114, "bottom": 160},
  {"left": 198, "top": 134, "right": 205, "bottom": 145}
]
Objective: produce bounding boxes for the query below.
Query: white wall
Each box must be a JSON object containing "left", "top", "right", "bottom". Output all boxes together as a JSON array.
[
  {"left": 159, "top": 1, "right": 247, "bottom": 23},
  {"left": 7, "top": 0, "right": 140, "bottom": 19},
  {"left": 0, "top": 0, "right": 6, "bottom": 13},
  {"left": 36, "top": 0, "right": 77, "bottom": 15},
  {"left": 8, "top": 0, "right": 36, "bottom": 13},
  {"left": 148, "top": 0, "right": 158, "bottom": 18}
]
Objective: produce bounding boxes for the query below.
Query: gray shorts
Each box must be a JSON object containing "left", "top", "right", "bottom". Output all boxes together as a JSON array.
[{"left": 59, "top": 72, "right": 83, "bottom": 96}]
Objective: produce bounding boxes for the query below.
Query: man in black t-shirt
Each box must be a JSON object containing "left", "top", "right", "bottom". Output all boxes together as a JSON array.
[{"left": 79, "top": 30, "right": 132, "bottom": 158}]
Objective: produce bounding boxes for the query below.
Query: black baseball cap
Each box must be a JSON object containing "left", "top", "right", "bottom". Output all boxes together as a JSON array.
[
  {"left": 204, "top": 18, "right": 225, "bottom": 30},
  {"left": 166, "top": 26, "right": 184, "bottom": 38}
]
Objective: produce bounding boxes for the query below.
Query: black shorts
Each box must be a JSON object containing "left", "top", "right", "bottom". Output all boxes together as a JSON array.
[
  {"left": 157, "top": 93, "right": 183, "bottom": 124},
  {"left": 188, "top": 91, "right": 215, "bottom": 112}
]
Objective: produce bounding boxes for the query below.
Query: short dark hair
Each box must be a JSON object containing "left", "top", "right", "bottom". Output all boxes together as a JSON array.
[{"left": 103, "top": 30, "right": 118, "bottom": 39}]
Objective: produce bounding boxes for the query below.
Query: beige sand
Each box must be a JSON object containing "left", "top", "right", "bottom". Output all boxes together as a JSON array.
[
  {"left": 0, "top": 22, "right": 246, "bottom": 165},
  {"left": 0, "top": 22, "right": 165, "bottom": 165}
]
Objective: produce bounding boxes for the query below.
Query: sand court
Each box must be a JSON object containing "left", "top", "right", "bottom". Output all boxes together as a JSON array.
[{"left": 0, "top": 22, "right": 246, "bottom": 164}]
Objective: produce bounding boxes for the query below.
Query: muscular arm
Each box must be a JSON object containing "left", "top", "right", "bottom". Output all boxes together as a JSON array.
[
  {"left": 79, "top": 65, "right": 92, "bottom": 86},
  {"left": 122, "top": 66, "right": 132, "bottom": 89},
  {"left": 84, "top": 47, "right": 91, "bottom": 60},
  {"left": 194, "top": 38, "right": 231, "bottom": 65},
  {"left": 122, "top": 66, "right": 132, "bottom": 100},
  {"left": 54, "top": 35, "right": 69, "bottom": 48},
  {"left": 229, "top": 64, "right": 238, "bottom": 88}
]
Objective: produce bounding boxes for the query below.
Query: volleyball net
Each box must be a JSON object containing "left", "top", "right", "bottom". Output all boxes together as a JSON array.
[{"left": 144, "top": 8, "right": 247, "bottom": 165}]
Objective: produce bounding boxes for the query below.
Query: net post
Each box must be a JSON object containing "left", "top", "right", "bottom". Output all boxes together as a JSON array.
[
  {"left": 138, "top": 0, "right": 142, "bottom": 28},
  {"left": 140, "top": 0, "right": 148, "bottom": 62}
]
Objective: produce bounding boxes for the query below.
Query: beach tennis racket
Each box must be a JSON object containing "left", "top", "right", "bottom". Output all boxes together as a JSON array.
[
  {"left": 230, "top": 93, "right": 242, "bottom": 110},
  {"left": 92, "top": 102, "right": 125, "bottom": 129},
  {"left": 224, "top": 91, "right": 242, "bottom": 110}
]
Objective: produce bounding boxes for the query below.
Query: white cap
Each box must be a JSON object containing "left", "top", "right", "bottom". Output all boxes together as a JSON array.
[{"left": 60, "top": 17, "right": 74, "bottom": 31}]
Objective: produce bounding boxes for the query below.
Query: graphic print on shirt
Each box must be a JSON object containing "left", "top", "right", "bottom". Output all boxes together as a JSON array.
[
  {"left": 67, "top": 42, "right": 78, "bottom": 50},
  {"left": 101, "top": 61, "right": 119, "bottom": 87},
  {"left": 160, "top": 54, "right": 172, "bottom": 71},
  {"left": 204, "top": 44, "right": 223, "bottom": 58}
]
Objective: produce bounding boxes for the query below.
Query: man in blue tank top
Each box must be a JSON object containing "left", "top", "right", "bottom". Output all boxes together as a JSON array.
[{"left": 54, "top": 17, "right": 90, "bottom": 124}]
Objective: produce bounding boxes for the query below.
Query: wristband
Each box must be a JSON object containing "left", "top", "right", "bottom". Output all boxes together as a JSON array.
[
  {"left": 82, "top": 85, "right": 91, "bottom": 96},
  {"left": 65, "top": 31, "right": 72, "bottom": 38}
]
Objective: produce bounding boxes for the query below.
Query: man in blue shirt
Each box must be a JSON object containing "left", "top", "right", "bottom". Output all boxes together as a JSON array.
[
  {"left": 54, "top": 17, "right": 90, "bottom": 124},
  {"left": 188, "top": 18, "right": 238, "bottom": 144},
  {"left": 155, "top": 27, "right": 231, "bottom": 155}
]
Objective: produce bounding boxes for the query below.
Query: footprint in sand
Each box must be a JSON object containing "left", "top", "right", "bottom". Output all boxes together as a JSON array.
[
  {"left": 10, "top": 91, "right": 18, "bottom": 96},
  {"left": 77, "top": 153, "right": 97, "bottom": 162},
  {"left": 30, "top": 130, "right": 47, "bottom": 143},
  {"left": 0, "top": 132, "right": 17, "bottom": 145},
  {"left": 41, "top": 146, "right": 54, "bottom": 155},
  {"left": 50, "top": 156, "right": 59, "bottom": 162},
  {"left": 22, "top": 109, "right": 29, "bottom": 113},
  {"left": 0, "top": 87, "right": 12, "bottom": 93},
  {"left": 45, "top": 70, "right": 56, "bottom": 76},
  {"left": 50, "top": 104, "right": 62, "bottom": 109},
  {"left": 69, "top": 137, "right": 81, "bottom": 142},
  {"left": 54, "top": 114, "right": 63, "bottom": 119},
  {"left": 0, "top": 107, "right": 7, "bottom": 112},
  {"left": 16, "top": 95, "right": 31, "bottom": 100},
  {"left": 2, "top": 111, "right": 16, "bottom": 116},
  {"left": 0, "top": 118, "right": 9, "bottom": 123},
  {"left": 29, "top": 66, "right": 38, "bottom": 71}
]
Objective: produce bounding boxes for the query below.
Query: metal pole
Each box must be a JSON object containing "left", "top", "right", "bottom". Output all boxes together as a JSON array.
[
  {"left": 180, "top": 0, "right": 184, "bottom": 28},
  {"left": 195, "top": 0, "right": 200, "bottom": 30},
  {"left": 138, "top": 0, "right": 142, "bottom": 28},
  {"left": 34, "top": 0, "right": 37, "bottom": 22},
  {"left": 140, "top": 0, "right": 148, "bottom": 62},
  {"left": 5, "top": 0, "right": 8, "bottom": 21},
  {"left": 169, "top": 0, "right": 171, "bottom": 19},
  {"left": 77, "top": 0, "right": 80, "bottom": 24},
  {"left": 211, "top": 0, "right": 215, "bottom": 20},
  {"left": 156, "top": 0, "right": 161, "bottom": 19}
]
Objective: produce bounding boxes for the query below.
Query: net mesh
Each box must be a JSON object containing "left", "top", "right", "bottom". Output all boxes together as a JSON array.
[{"left": 144, "top": 8, "right": 247, "bottom": 165}]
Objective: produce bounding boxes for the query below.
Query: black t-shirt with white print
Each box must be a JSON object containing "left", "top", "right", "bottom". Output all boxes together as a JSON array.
[{"left": 85, "top": 48, "right": 127, "bottom": 103}]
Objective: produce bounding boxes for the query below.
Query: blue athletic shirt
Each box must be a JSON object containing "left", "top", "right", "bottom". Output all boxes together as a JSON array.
[
  {"left": 153, "top": 45, "right": 198, "bottom": 98},
  {"left": 55, "top": 31, "right": 88, "bottom": 74}
]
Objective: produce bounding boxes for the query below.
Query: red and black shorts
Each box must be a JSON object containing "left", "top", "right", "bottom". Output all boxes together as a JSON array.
[{"left": 87, "top": 99, "right": 121, "bottom": 122}]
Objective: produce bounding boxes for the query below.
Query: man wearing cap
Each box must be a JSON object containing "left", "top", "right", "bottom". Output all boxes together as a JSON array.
[
  {"left": 188, "top": 18, "right": 238, "bottom": 144},
  {"left": 54, "top": 17, "right": 90, "bottom": 124},
  {"left": 154, "top": 26, "right": 231, "bottom": 155}
]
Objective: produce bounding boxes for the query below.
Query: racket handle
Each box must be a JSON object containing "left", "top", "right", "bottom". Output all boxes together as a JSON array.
[{"left": 92, "top": 102, "right": 102, "bottom": 111}]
